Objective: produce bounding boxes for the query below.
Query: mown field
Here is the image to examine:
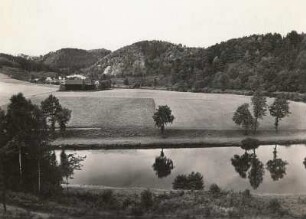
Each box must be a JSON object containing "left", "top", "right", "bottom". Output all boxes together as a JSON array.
[
  {"left": 31, "top": 89, "right": 306, "bottom": 131},
  {"left": 0, "top": 73, "right": 57, "bottom": 106},
  {"left": 1, "top": 73, "right": 306, "bottom": 131}
]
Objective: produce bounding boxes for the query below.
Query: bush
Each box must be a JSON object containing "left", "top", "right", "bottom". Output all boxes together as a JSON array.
[
  {"left": 268, "top": 198, "right": 281, "bottom": 213},
  {"left": 97, "top": 190, "right": 119, "bottom": 210},
  {"left": 173, "top": 172, "right": 204, "bottom": 190},
  {"left": 242, "top": 189, "right": 251, "bottom": 198},
  {"left": 241, "top": 138, "right": 260, "bottom": 151},
  {"left": 140, "top": 189, "right": 154, "bottom": 209},
  {"left": 209, "top": 183, "right": 221, "bottom": 194},
  {"left": 130, "top": 205, "right": 144, "bottom": 216}
]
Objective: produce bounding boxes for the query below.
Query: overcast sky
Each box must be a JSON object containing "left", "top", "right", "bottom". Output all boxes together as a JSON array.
[{"left": 1, "top": 0, "right": 305, "bottom": 56}]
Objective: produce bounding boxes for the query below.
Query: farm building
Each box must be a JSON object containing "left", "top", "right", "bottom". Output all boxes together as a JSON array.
[{"left": 63, "top": 74, "right": 95, "bottom": 90}]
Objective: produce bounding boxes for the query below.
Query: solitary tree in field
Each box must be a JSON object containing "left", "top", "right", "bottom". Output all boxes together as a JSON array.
[
  {"left": 153, "top": 105, "right": 175, "bottom": 134},
  {"left": 41, "top": 95, "right": 71, "bottom": 133},
  {"left": 269, "top": 96, "right": 290, "bottom": 132},
  {"left": 233, "top": 103, "right": 254, "bottom": 135},
  {"left": 251, "top": 89, "right": 267, "bottom": 133}
]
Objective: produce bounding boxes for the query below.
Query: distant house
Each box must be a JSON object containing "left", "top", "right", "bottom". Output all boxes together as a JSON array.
[
  {"left": 45, "top": 77, "right": 53, "bottom": 84},
  {"left": 64, "top": 74, "right": 95, "bottom": 90}
]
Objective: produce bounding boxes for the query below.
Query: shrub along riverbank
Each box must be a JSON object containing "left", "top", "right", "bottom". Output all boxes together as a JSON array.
[{"left": 1, "top": 184, "right": 306, "bottom": 218}]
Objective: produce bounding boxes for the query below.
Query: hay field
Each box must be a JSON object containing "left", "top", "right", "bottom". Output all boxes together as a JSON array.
[
  {"left": 32, "top": 96, "right": 155, "bottom": 128},
  {"left": 1, "top": 72, "right": 306, "bottom": 131},
  {"left": 0, "top": 73, "right": 57, "bottom": 106},
  {"left": 32, "top": 89, "right": 306, "bottom": 131}
]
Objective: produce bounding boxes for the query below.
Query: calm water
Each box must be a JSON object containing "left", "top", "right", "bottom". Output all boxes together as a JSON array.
[{"left": 58, "top": 145, "right": 306, "bottom": 194}]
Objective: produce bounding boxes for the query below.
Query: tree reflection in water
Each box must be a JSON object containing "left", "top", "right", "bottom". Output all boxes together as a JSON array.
[
  {"left": 231, "top": 142, "right": 265, "bottom": 189},
  {"left": 248, "top": 153, "right": 264, "bottom": 189},
  {"left": 266, "top": 145, "right": 288, "bottom": 181},
  {"left": 152, "top": 149, "right": 174, "bottom": 178},
  {"left": 231, "top": 152, "right": 252, "bottom": 178}
]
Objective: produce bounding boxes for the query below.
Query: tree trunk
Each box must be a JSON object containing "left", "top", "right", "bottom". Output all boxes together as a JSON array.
[
  {"left": 161, "top": 124, "right": 165, "bottom": 134},
  {"left": 38, "top": 159, "right": 41, "bottom": 194},
  {"left": 66, "top": 176, "right": 69, "bottom": 191},
  {"left": 254, "top": 117, "right": 258, "bottom": 133},
  {"left": 275, "top": 117, "right": 279, "bottom": 132},
  {"left": 51, "top": 119, "right": 55, "bottom": 133},
  {"left": 0, "top": 161, "right": 6, "bottom": 213},
  {"left": 2, "top": 188, "right": 6, "bottom": 213},
  {"left": 18, "top": 145, "right": 22, "bottom": 186}
]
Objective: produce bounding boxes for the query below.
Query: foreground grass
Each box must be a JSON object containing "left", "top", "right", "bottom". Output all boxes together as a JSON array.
[{"left": 1, "top": 186, "right": 305, "bottom": 218}]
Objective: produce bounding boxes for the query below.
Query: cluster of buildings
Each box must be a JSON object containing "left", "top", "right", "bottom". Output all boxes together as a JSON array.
[{"left": 41, "top": 74, "right": 107, "bottom": 91}]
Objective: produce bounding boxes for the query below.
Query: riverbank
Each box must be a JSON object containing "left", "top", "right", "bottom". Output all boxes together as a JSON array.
[
  {"left": 2, "top": 184, "right": 306, "bottom": 218},
  {"left": 51, "top": 129, "right": 306, "bottom": 149}
]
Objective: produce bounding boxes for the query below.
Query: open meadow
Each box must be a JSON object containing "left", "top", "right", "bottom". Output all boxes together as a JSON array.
[
  {"left": 30, "top": 89, "right": 306, "bottom": 131},
  {"left": 0, "top": 73, "right": 58, "bottom": 107},
  {"left": 2, "top": 73, "right": 306, "bottom": 143}
]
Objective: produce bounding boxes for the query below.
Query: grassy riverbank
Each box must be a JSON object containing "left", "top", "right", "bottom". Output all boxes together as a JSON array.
[
  {"left": 1, "top": 185, "right": 306, "bottom": 218},
  {"left": 51, "top": 129, "right": 306, "bottom": 149}
]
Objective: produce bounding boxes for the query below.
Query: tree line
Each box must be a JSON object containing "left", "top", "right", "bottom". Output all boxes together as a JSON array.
[
  {"left": 0, "top": 94, "right": 84, "bottom": 212},
  {"left": 233, "top": 89, "right": 290, "bottom": 135}
]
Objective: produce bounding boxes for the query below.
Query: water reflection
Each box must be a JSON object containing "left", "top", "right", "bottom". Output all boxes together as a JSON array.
[
  {"left": 152, "top": 149, "right": 174, "bottom": 178},
  {"left": 266, "top": 145, "right": 288, "bottom": 181},
  {"left": 248, "top": 153, "right": 264, "bottom": 189},
  {"left": 231, "top": 144, "right": 291, "bottom": 189},
  {"left": 231, "top": 145, "right": 265, "bottom": 189},
  {"left": 231, "top": 152, "right": 252, "bottom": 178},
  {"left": 60, "top": 145, "right": 306, "bottom": 193}
]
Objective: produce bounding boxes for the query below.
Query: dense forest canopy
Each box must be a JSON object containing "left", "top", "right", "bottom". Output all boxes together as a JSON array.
[{"left": 1, "top": 31, "right": 306, "bottom": 93}]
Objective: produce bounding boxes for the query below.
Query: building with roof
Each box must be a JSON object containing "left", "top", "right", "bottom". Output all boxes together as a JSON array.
[{"left": 63, "top": 74, "right": 95, "bottom": 90}]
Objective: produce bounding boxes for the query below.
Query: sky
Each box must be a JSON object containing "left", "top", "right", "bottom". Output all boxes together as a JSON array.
[{"left": 1, "top": 0, "right": 306, "bottom": 56}]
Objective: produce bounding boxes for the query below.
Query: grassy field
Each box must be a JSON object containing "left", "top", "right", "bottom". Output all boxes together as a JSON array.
[
  {"left": 0, "top": 73, "right": 57, "bottom": 107},
  {"left": 30, "top": 89, "right": 306, "bottom": 132},
  {"left": 1, "top": 73, "right": 306, "bottom": 132},
  {"left": 32, "top": 96, "right": 156, "bottom": 128}
]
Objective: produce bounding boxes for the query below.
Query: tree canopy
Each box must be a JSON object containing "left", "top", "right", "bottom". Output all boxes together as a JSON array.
[
  {"left": 269, "top": 95, "right": 290, "bottom": 131},
  {"left": 152, "top": 105, "right": 175, "bottom": 134},
  {"left": 232, "top": 103, "right": 254, "bottom": 135}
]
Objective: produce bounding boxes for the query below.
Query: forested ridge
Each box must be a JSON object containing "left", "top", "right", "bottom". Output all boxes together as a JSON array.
[
  {"left": 86, "top": 31, "right": 306, "bottom": 93},
  {"left": 1, "top": 31, "right": 306, "bottom": 93}
]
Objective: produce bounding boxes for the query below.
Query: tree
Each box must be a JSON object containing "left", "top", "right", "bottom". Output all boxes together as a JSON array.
[
  {"left": 241, "top": 138, "right": 260, "bottom": 153},
  {"left": 172, "top": 172, "right": 204, "bottom": 190},
  {"left": 251, "top": 89, "right": 267, "bottom": 132},
  {"left": 41, "top": 95, "right": 71, "bottom": 133},
  {"left": 2, "top": 93, "right": 66, "bottom": 195},
  {"left": 0, "top": 158, "right": 6, "bottom": 213},
  {"left": 266, "top": 145, "right": 288, "bottom": 181},
  {"left": 0, "top": 109, "right": 7, "bottom": 212},
  {"left": 5, "top": 93, "right": 36, "bottom": 186},
  {"left": 152, "top": 105, "right": 175, "bottom": 134},
  {"left": 152, "top": 149, "right": 174, "bottom": 178},
  {"left": 232, "top": 103, "right": 254, "bottom": 135},
  {"left": 269, "top": 96, "right": 290, "bottom": 132},
  {"left": 56, "top": 108, "right": 72, "bottom": 132}
]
